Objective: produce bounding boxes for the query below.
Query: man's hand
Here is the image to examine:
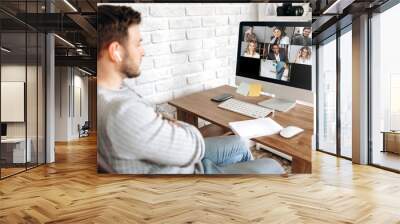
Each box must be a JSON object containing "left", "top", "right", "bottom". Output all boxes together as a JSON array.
[{"left": 158, "top": 113, "right": 178, "bottom": 126}]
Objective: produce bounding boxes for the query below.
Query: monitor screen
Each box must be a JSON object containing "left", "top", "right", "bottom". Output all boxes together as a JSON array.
[
  {"left": 1, "top": 123, "right": 6, "bottom": 137},
  {"left": 236, "top": 22, "right": 312, "bottom": 91}
]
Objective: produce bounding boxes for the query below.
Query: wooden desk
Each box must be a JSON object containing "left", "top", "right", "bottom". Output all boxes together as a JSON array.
[
  {"left": 169, "top": 85, "right": 313, "bottom": 173},
  {"left": 381, "top": 131, "right": 400, "bottom": 154}
]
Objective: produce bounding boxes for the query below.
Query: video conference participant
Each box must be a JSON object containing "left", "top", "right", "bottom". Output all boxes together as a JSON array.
[
  {"left": 276, "top": 62, "right": 290, "bottom": 81},
  {"left": 268, "top": 44, "right": 287, "bottom": 62},
  {"left": 294, "top": 46, "right": 311, "bottom": 65},
  {"left": 244, "top": 26, "right": 257, "bottom": 42},
  {"left": 243, "top": 41, "right": 260, "bottom": 58},
  {"left": 97, "top": 5, "right": 284, "bottom": 174},
  {"left": 291, "top": 27, "right": 312, "bottom": 46},
  {"left": 270, "top": 27, "right": 290, "bottom": 45}
]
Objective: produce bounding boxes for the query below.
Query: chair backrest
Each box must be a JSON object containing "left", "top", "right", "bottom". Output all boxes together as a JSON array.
[{"left": 82, "top": 121, "right": 90, "bottom": 129}]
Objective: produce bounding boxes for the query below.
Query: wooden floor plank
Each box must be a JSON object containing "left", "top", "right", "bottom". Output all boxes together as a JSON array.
[{"left": 0, "top": 134, "right": 400, "bottom": 223}]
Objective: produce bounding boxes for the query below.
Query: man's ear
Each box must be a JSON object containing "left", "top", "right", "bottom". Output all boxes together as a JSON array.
[{"left": 108, "top": 42, "right": 122, "bottom": 63}]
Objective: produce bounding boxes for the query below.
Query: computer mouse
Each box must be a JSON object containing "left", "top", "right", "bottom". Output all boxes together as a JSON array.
[{"left": 280, "top": 126, "right": 304, "bottom": 138}]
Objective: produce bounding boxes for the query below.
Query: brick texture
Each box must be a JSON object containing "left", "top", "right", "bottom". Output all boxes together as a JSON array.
[{"left": 109, "top": 3, "right": 258, "bottom": 116}]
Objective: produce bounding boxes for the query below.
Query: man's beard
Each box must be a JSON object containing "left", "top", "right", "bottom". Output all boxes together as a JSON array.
[{"left": 121, "top": 59, "right": 140, "bottom": 79}]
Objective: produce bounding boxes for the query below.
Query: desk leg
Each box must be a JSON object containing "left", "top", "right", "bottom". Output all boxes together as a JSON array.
[
  {"left": 292, "top": 156, "right": 312, "bottom": 174},
  {"left": 176, "top": 109, "right": 198, "bottom": 128}
]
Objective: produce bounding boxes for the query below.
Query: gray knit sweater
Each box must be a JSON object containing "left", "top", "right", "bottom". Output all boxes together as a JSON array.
[{"left": 97, "top": 83, "right": 205, "bottom": 174}]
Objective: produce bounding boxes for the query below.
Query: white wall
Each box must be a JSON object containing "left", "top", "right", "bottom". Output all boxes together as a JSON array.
[
  {"left": 104, "top": 3, "right": 259, "bottom": 116},
  {"left": 55, "top": 66, "right": 69, "bottom": 141},
  {"left": 55, "top": 67, "right": 89, "bottom": 141}
]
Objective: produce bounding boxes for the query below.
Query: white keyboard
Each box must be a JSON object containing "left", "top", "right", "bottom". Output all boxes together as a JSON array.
[{"left": 218, "top": 98, "right": 274, "bottom": 119}]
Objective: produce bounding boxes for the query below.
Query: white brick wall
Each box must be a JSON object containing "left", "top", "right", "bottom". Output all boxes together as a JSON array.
[
  {"left": 169, "top": 17, "right": 201, "bottom": 29},
  {"left": 105, "top": 3, "right": 258, "bottom": 117},
  {"left": 171, "top": 40, "right": 202, "bottom": 53},
  {"left": 186, "top": 28, "right": 215, "bottom": 40},
  {"left": 202, "top": 16, "right": 228, "bottom": 27},
  {"left": 149, "top": 6, "right": 185, "bottom": 17},
  {"left": 151, "top": 30, "right": 186, "bottom": 43}
]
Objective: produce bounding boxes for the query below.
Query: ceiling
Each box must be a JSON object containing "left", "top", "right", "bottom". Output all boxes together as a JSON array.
[
  {"left": 311, "top": 0, "right": 391, "bottom": 42},
  {"left": 0, "top": 0, "right": 394, "bottom": 74},
  {"left": 0, "top": 0, "right": 98, "bottom": 73}
]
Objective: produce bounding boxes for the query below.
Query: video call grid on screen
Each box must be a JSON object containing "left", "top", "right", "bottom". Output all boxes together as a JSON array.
[{"left": 236, "top": 21, "right": 312, "bottom": 91}]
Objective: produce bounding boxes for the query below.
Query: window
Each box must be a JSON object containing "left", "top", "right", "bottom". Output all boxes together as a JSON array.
[
  {"left": 0, "top": 0, "right": 47, "bottom": 179},
  {"left": 370, "top": 2, "right": 400, "bottom": 171},
  {"left": 317, "top": 35, "right": 337, "bottom": 155},
  {"left": 339, "top": 28, "right": 352, "bottom": 158},
  {"left": 316, "top": 25, "right": 353, "bottom": 159}
]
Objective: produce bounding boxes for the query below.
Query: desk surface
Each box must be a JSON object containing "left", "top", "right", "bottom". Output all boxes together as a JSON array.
[
  {"left": 1, "top": 138, "right": 26, "bottom": 143},
  {"left": 169, "top": 85, "right": 314, "bottom": 163}
]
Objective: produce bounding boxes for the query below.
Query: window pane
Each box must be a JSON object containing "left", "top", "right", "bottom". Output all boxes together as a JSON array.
[
  {"left": 340, "top": 29, "right": 352, "bottom": 158},
  {"left": 1, "top": 30, "right": 28, "bottom": 177},
  {"left": 318, "top": 37, "right": 337, "bottom": 154},
  {"left": 371, "top": 3, "right": 400, "bottom": 171},
  {"left": 27, "top": 31, "right": 38, "bottom": 169}
]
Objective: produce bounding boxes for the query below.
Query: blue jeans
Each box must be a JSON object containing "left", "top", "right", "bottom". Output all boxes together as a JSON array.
[{"left": 201, "top": 136, "right": 285, "bottom": 174}]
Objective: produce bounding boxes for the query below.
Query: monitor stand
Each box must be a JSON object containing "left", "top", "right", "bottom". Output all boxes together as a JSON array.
[{"left": 257, "top": 98, "right": 296, "bottom": 112}]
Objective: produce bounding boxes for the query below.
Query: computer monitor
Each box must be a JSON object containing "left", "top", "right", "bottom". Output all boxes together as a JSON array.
[
  {"left": 236, "top": 21, "right": 313, "bottom": 111},
  {"left": 1, "top": 123, "right": 7, "bottom": 138}
]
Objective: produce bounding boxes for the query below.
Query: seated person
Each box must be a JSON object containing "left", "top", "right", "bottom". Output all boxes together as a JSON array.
[
  {"left": 275, "top": 62, "right": 290, "bottom": 81},
  {"left": 97, "top": 5, "right": 284, "bottom": 175},
  {"left": 291, "top": 27, "right": 312, "bottom": 46},
  {"left": 268, "top": 44, "right": 287, "bottom": 62},
  {"left": 270, "top": 27, "right": 290, "bottom": 46},
  {"left": 243, "top": 41, "right": 260, "bottom": 58},
  {"left": 294, "top": 46, "right": 311, "bottom": 65}
]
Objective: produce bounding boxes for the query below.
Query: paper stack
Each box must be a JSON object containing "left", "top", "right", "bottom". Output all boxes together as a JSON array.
[{"left": 228, "top": 118, "right": 283, "bottom": 139}]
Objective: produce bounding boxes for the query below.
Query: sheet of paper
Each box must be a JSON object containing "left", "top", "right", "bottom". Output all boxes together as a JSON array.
[
  {"left": 236, "top": 82, "right": 250, "bottom": 96},
  {"left": 248, "top": 84, "right": 262, "bottom": 97},
  {"left": 229, "top": 118, "right": 283, "bottom": 139}
]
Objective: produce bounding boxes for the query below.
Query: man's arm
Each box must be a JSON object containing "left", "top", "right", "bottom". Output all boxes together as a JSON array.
[{"left": 106, "top": 98, "right": 205, "bottom": 167}]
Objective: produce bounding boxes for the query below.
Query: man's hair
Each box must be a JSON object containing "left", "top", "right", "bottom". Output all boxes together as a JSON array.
[
  {"left": 303, "top": 27, "right": 311, "bottom": 31},
  {"left": 97, "top": 5, "right": 141, "bottom": 57}
]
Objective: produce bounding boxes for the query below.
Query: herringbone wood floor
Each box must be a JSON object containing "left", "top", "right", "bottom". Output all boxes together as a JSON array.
[{"left": 1, "top": 135, "right": 400, "bottom": 224}]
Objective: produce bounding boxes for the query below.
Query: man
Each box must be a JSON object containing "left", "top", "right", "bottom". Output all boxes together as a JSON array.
[
  {"left": 291, "top": 27, "right": 312, "bottom": 46},
  {"left": 267, "top": 44, "right": 287, "bottom": 62},
  {"left": 97, "top": 5, "right": 284, "bottom": 174}
]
